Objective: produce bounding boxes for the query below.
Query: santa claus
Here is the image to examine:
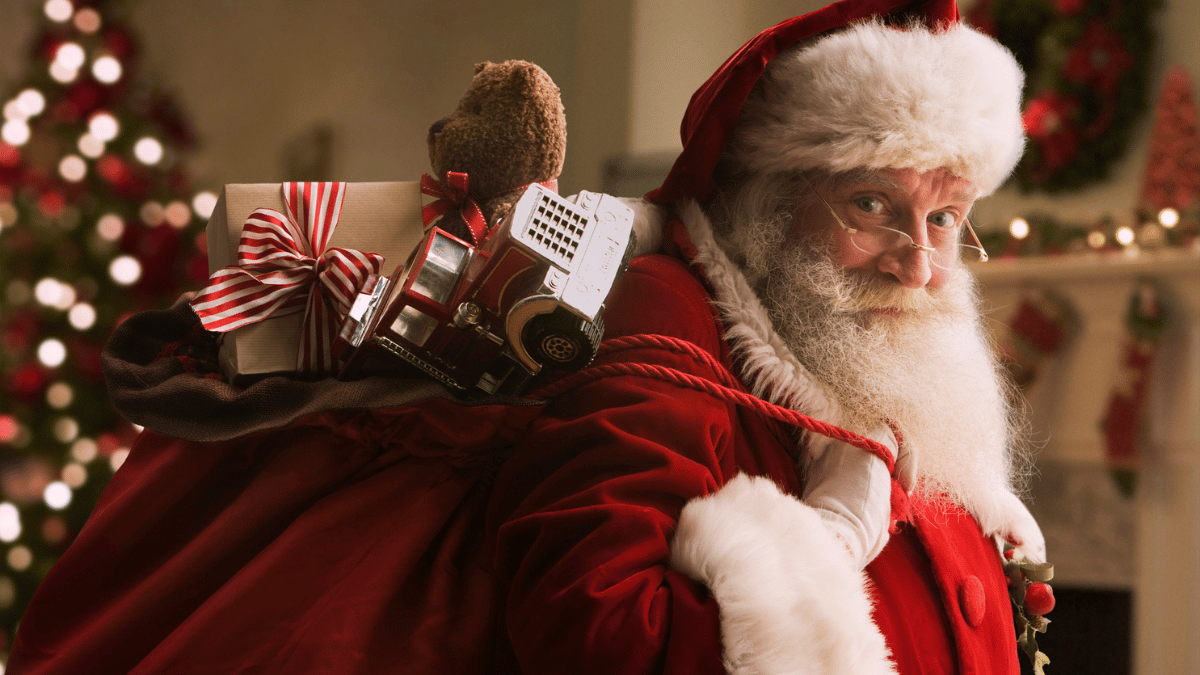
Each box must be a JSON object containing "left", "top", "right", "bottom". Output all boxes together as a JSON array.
[
  {"left": 487, "top": 0, "right": 1047, "bottom": 673},
  {"left": 7, "top": 1, "right": 1049, "bottom": 673}
]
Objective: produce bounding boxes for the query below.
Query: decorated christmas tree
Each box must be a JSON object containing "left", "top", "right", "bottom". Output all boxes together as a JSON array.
[
  {"left": 1137, "top": 66, "right": 1200, "bottom": 223},
  {"left": 0, "top": 0, "right": 212, "bottom": 654}
]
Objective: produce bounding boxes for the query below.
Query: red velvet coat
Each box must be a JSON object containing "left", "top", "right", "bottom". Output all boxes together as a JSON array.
[
  {"left": 8, "top": 219, "right": 1021, "bottom": 674},
  {"left": 486, "top": 240, "right": 1020, "bottom": 674}
]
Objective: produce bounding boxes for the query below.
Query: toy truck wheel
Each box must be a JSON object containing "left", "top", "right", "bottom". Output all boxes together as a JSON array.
[{"left": 521, "top": 309, "right": 603, "bottom": 371}]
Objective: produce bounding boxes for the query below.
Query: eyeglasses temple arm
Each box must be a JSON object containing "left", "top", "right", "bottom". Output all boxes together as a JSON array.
[
  {"left": 799, "top": 172, "right": 857, "bottom": 235},
  {"left": 963, "top": 218, "right": 988, "bottom": 262}
]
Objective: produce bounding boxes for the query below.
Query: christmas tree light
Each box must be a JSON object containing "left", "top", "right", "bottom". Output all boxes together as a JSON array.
[{"left": 0, "top": 0, "right": 212, "bottom": 655}]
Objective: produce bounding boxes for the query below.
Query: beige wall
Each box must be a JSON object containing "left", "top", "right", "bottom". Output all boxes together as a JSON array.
[
  {"left": 5, "top": 0, "right": 1193, "bottom": 228},
  {"left": 0, "top": 0, "right": 631, "bottom": 195}
]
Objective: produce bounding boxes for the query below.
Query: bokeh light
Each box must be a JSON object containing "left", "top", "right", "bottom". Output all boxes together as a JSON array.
[
  {"left": 53, "top": 417, "right": 79, "bottom": 443},
  {"left": 8, "top": 545, "right": 33, "bottom": 571},
  {"left": 1116, "top": 226, "right": 1136, "bottom": 246},
  {"left": 134, "top": 136, "right": 163, "bottom": 165},
  {"left": 62, "top": 463, "right": 87, "bottom": 489},
  {"left": 192, "top": 191, "right": 218, "bottom": 220},
  {"left": 16, "top": 89, "right": 45, "bottom": 117},
  {"left": 37, "top": 338, "right": 67, "bottom": 367},
  {"left": 58, "top": 154, "right": 87, "bottom": 182},
  {"left": 78, "top": 132, "right": 104, "bottom": 158},
  {"left": 44, "top": 0, "right": 73, "bottom": 22},
  {"left": 139, "top": 200, "right": 165, "bottom": 226},
  {"left": 49, "top": 60, "right": 78, "bottom": 84},
  {"left": 92, "top": 55, "right": 122, "bottom": 84},
  {"left": 46, "top": 382, "right": 73, "bottom": 409},
  {"left": 68, "top": 302, "right": 96, "bottom": 330},
  {"left": 70, "top": 438, "right": 98, "bottom": 463},
  {"left": 2, "top": 119, "right": 31, "bottom": 146},
  {"left": 166, "top": 200, "right": 191, "bottom": 228},
  {"left": 96, "top": 213, "right": 124, "bottom": 240},
  {"left": 73, "top": 7, "right": 101, "bottom": 33},
  {"left": 44, "top": 482, "right": 73, "bottom": 510},
  {"left": 88, "top": 112, "right": 119, "bottom": 142},
  {"left": 109, "top": 255, "right": 142, "bottom": 286},
  {"left": 54, "top": 43, "right": 86, "bottom": 71},
  {"left": 0, "top": 504, "right": 21, "bottom": 543}
]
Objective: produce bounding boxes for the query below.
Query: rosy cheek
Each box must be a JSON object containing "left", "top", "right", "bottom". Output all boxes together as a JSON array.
[{"left": 827, "top": 230, "right": 874, "bottom": 270}]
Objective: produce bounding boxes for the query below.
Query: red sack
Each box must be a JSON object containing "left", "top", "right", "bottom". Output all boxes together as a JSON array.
[{"left": 8, "top": 297, "right": 544, "bottom": 675}]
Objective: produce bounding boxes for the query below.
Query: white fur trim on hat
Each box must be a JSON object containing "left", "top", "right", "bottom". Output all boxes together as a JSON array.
[
  {"left": 670, "top": 473, "right": 896, "bottom": 675},
  {"left": 727, "top": 20, "right": 1026, "bottom": 196}
]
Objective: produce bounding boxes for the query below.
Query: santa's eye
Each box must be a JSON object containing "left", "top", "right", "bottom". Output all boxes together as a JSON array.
[
  {"left": 852, "top": 196, "right": 884, "bottom": 214},
  {"left": 929, "top": 211, "right": 956, "bottom": 228}
]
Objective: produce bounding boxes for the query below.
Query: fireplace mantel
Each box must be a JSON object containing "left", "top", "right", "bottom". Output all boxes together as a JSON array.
[{"left": 972, "top": 247, "right": 1200, "bottom": 675}]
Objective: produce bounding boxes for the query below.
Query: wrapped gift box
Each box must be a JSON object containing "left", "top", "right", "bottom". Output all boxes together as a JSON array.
[{"left": 205, "top": 182, "right": 424, "bottom": 380}]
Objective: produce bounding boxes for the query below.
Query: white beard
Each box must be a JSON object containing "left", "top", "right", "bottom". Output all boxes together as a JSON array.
[{"left": 736, "top": 228, "right": 1027, "bottom": 514}]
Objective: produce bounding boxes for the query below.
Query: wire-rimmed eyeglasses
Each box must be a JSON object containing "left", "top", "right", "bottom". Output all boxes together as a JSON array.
[{"left": 799, "top": 173, "right": 988, "bottom": 269}]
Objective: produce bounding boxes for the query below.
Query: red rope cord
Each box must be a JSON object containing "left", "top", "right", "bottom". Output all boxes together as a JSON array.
[
  {"left": 531, "top": 335, "right": 895, "bottom": 472},
  {"left": 595, "top": 334, "right": 744, "bottom": 390}
]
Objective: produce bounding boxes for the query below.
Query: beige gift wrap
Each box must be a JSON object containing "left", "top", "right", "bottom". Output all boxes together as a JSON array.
[{"left": 203, "top": 182, "right": 424, "bottom": 379}]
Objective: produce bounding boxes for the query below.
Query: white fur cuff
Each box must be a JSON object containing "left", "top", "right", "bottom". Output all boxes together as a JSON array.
[{"left": 669, "top": 473, "right": 896, "bottom": 675}]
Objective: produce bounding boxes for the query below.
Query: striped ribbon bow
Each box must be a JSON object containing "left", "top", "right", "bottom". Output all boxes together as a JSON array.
[
  {"left": 420, "top": 172, "right": 489, "bottom": 245},
  {"left": 190, "top": 182, "right": 384, "bottom": 373}
]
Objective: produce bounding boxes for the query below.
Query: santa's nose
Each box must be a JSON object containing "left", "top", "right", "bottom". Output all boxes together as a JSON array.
[
  {"left": 877, "top": 214, "right": 934, "bottom": 289},
  {"left": 877, "top": 245, "right": 933, "bottom": 289}
]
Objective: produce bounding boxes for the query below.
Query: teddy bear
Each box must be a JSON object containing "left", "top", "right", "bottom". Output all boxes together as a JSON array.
[{"left": 425, "top": 60, "right": 567, "bottom": 242}]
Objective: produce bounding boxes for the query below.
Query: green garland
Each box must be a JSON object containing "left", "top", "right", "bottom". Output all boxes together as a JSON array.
[{"left": 969, "top": 0, "right": 1160, "bottom": 194}]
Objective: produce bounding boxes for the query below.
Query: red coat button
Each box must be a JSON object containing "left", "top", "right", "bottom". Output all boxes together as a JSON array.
[{"left": 958, "top": 575, "right": 986, "bottom": 627}]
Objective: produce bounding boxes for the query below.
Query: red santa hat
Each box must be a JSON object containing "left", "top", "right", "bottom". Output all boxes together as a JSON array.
[{"left": 646, "top": 0, "right": 1025, "bottom": 204}]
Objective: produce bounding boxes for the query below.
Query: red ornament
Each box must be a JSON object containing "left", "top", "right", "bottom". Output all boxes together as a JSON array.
[
  {"left": 0, "top": 143, "right": 20, "bottom": 167},
  {"left": 1051, "top": 0, "right": 1086, "bottom": 17},
  {"left": 67, "top": 336, "right": 106, "bottom": 383},
  {"left": 1064, "top": 19, "right": 1134, "bottom": 94},
  {"left": 97, "top": 153, "right": 132, "bottom": 185},
  {"left": 5, "top": 363, "right": 50, "bottom": 405},
  {"left": 186, "top": 252, "right": 210, "bottom": 287},
  {"left": 67, "top": 80, "right": 107, "bottom": 118},
  {"left": 102, "top": 25, "right": 137, "bottom": 61},
  {"left": 1024, "top": 582, "right": 1055, "bottom": 616},
  {"left": 1023, "top": 92, "right": 1081, "bottom": 173},
  {"left": 2, "top": 309, "right": 40, "bottom": 353},
  {"left": 122, "top": 223, "right": 182, "bottom": 295}
]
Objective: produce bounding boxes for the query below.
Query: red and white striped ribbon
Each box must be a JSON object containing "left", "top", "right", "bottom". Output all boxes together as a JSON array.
[{"left": 190, "top": 182, "right": 384, "bottom": 373}]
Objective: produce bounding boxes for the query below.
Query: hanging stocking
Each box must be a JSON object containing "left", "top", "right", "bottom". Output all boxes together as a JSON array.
[
  {"left": 1102, "top": 279, "right": 1169, "bottom": 497},
  {"left": 998, "top": 287, "right": 1076, "bottom": 390}
]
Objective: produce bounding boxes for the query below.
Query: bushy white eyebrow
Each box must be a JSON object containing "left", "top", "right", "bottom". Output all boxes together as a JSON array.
[{"left": 836, "top": 170, "right": 978, "bottom": 206}]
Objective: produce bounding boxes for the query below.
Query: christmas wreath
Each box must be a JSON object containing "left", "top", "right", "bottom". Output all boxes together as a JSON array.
[{"left": 968, "top": 0, "right": 1160, "bottom": 193}]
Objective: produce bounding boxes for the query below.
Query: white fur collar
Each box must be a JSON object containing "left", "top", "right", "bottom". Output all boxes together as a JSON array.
[
  {"left": 673, "top": 200, "right": 847, "bottom": 429},
  {"left": 622, "top": 196, "right": 843, "bottom": 426},
  {"left": 623, "top": 198, "right": 1047, "bottom": 557}
]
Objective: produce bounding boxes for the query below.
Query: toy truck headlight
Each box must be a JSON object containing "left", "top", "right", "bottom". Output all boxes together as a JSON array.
[
  {"left": 410, "top": 232, "right": 470, "bottom": 304},
  {"left": 390, "top": 304, "right": 439, "bottom": 347}
]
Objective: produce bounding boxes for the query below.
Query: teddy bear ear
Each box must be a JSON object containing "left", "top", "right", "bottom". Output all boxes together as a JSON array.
[
  {"left": 509, "top": 62, "right": 550, "bottom": 95},
  {"left": 474, "top": 61, "right": 492, "bottom": 75}
]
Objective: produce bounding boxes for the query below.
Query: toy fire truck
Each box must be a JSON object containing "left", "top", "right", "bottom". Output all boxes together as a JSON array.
[{"left": 336, "top": 184, "right": 636, "bottom": 396}]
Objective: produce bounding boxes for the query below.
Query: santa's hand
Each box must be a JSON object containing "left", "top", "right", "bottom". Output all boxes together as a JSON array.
[
  {"left": 987, "top": 490, "right": 1047, "bottom": 563},
  {"left": 802, "top": 426, "right": 897, "bottom": 569}
]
